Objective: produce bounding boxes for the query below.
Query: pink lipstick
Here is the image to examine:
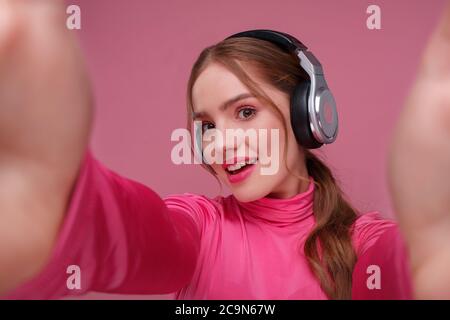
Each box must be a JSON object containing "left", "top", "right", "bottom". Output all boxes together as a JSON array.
[{"left": 222, "top": 157, "right": 257, "bottom": 184}]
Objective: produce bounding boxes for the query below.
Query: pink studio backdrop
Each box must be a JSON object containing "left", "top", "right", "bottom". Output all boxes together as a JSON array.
[{"left": 63, "top": 0, "right": 446, "bottom": 299}]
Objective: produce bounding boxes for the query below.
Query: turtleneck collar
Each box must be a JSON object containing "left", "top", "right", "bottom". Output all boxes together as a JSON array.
[{"left": 235, "top": 177, "right": 315, "bottom": 227}]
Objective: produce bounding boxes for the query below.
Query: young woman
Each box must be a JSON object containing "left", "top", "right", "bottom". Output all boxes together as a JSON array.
[{"left": 0, "top": 0, "right": 449, "bottom": 299}]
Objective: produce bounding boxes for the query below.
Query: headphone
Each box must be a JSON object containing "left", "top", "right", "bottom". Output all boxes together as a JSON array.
[{"left": 225, "top": 29, "right": 338, "bottom": 149}]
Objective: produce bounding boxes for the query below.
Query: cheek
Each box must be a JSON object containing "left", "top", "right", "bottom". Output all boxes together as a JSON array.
[
  {"left": 254, "top": 118, "right": 286, "bottom": 170},
  {"left": 250, "top": 112, "right": 284, "bottom": 146}
]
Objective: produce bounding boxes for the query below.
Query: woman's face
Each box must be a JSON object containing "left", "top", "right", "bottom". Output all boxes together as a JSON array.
[{"left": 192, "top": 62, "right": 309, "bottom": 201}]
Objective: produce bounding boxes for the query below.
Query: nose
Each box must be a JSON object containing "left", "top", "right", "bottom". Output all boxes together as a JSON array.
[{"left": 208, "top": 124, "right": 246, "bottom": 164}]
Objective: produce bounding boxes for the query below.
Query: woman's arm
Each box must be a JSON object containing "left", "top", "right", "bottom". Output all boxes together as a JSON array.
[
  {"left": 0, "top": 0, "right": 93, "bottom": 294},
  {"left": 0, "top": 0, "right": 202, "bottom": 298},
  {"left": 352, "top": 224, "right": 412, "bottom": 299},
  {"left": 387, "top": 1, "right": 450, "bottom": 299},
  {"left": 3, "top": 150, "right": 200, "bottom": 299}
]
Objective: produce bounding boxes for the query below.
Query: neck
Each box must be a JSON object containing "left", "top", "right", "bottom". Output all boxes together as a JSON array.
[{"left": 267, "top": 164, "right": 311, "bottom": 199}]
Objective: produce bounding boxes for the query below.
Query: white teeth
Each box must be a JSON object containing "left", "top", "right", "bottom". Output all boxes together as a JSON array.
[
  {"left": 228, "top": 162, "right": 246, "bottom": 171},
  {"left": 226, "top": 159, "right": 257, "bottom": 172}
]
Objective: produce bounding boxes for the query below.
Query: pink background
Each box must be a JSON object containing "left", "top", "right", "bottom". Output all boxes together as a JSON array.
[{"left": 65, "top": 0, "right": 446, "bottom": 299}]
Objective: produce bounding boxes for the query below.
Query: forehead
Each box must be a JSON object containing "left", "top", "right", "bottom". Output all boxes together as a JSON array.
[{"left": 192, "top": 63, "right": 253, "bottom": 111}]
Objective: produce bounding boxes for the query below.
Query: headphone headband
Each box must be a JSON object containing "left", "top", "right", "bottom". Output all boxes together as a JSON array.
[{"left": 226, "top": 29, "right": 307, "bottom": 53}]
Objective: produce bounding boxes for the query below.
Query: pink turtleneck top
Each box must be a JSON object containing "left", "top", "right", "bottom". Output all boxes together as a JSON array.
[{"left": 4, "top": 150, "right": 412, "bottom": 299}]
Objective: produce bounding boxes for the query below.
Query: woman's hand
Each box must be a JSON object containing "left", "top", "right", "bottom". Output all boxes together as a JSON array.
[
  {"left": 387, "top": 1, "right": 450, "bottom": 299},
  {"left": 0, "top": 0, "right": 92, "bottom": 294}
]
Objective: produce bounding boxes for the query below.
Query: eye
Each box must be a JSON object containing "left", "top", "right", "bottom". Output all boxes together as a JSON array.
[
  {"left": 202, "top": 121, "right": 215, "bottom": 133},
  {"left": 237, "top": 107, "right": 256, "bottom": 120}
]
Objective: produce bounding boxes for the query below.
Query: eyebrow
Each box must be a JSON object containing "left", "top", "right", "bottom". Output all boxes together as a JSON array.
[{"left": 192, "top": 93, "right": 254, "bottom": 120}]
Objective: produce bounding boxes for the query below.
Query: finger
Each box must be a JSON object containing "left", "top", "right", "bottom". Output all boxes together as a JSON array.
[
  {"left": 437, "top": 0, "right": 450, "bottom": 39},
  {"left": 0, "top": 1, "right": 20, "bottom": 57},
  {"left": 0, "top": 0, "right": 67, "bottom": 59},
  {"left": 420, "top": 1, "right": 450, "bottom": 80}
]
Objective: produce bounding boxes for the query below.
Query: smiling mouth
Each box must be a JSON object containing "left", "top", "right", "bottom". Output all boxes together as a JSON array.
[{"left": 225, "top": 158, "right": 258, "bottom": 175}]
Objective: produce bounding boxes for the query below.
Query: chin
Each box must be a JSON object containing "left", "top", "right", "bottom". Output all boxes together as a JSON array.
[
  {"left": 229, "top": 184, "right": 269, "bottom": 202},
  {"left": 217, "top": 170, "right": 274, "bottom": 202},
  {"left": 231, "top": 192, "right": 260, "bottom": 203}
]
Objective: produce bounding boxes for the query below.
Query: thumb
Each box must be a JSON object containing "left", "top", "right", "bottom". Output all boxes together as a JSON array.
[
  {"left": 0, "top": 1, "right": 20, "bottom": 58},
  {"left": 419, "top": 1, "right": 450, "bottom": 80}
]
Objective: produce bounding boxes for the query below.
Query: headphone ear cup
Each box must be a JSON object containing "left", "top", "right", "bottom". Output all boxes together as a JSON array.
[{"left": 290, "top": 81, "right": 323, "bottom": 149}]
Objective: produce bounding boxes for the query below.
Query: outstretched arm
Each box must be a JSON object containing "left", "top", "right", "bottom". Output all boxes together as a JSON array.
[
  {"left": 3, "top": 150, "right": 200, "bottom": 299},
  {"left": 0, "top": 0, "right": 93, "bottom": 294},
  {"left": 387, "top": 1, "right": 450, "bottom": 299},
  {"left": 0, "top": 0, "right": 202, "bottom": 298}
]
